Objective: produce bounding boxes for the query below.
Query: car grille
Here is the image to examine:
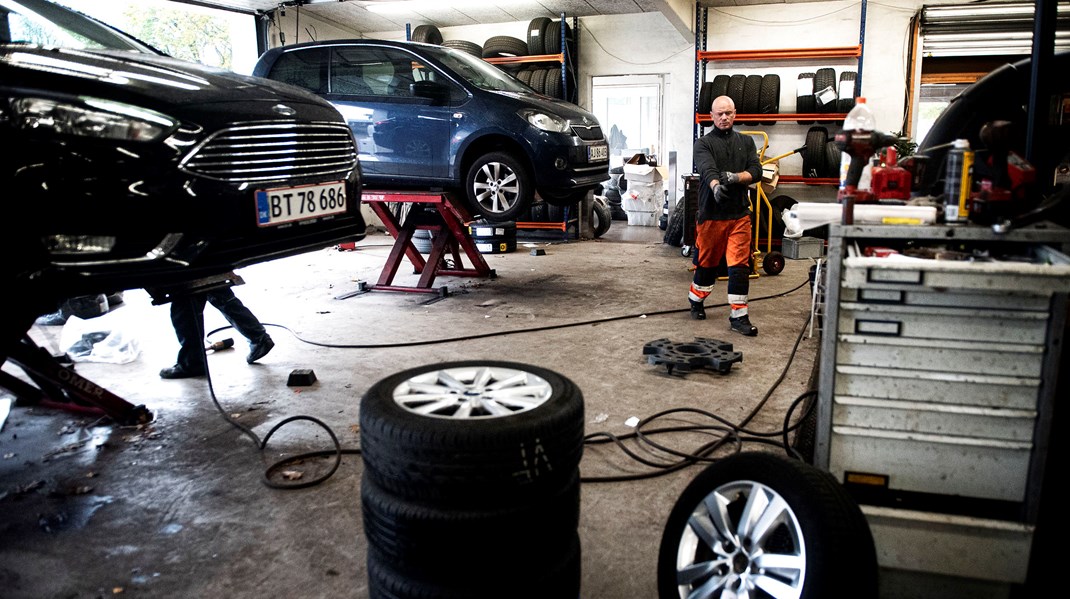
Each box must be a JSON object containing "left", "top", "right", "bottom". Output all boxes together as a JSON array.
[
  {"left": 571, "top": 124, "right": 603, "bottom": 141},
  {"left": 180, "top": 122, "right": 357, "bottom": 183}
]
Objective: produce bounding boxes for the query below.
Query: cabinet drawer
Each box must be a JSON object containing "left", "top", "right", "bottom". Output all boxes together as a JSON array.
[
  {"left": 834, "top": 365, "right": 1040, "bottom": 410},
  {"left": 840, "top": 286, "right": 1052, "bottom": 312},
  {"left": 842, "top": 245, "right": 1070, "bottom": 296},
  {"left": 832, "top": 396, "right": 1036, "bottom": 442},
  {"left": 836, "top": 334, "right": 1044, "bottom": 378},
  {"left": 830, "top": 425, "right": 1031, "bottom": 502},
  {"left": 838, "top": 302, "right": 1049, "bottom": 343}
]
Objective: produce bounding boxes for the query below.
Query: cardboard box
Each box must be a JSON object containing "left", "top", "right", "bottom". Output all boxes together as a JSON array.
[{"left": 624, "top": 163, "right": 666, "bottom": 183}]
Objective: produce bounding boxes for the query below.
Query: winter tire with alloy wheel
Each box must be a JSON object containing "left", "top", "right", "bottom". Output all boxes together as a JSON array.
[
  {"left": 359, "top": 361, "right": 585, "bottom": 505},
  {"left": 464, "top": 152, "right": 533, "bottom": 222},
  {"left": 657, "top": 451, "right": 878, "bottom": 599}
]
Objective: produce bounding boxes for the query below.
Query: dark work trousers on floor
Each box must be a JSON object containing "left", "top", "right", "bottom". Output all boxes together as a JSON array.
[{"left": 170, "top": 288, "right": 267, "bottom": 372}]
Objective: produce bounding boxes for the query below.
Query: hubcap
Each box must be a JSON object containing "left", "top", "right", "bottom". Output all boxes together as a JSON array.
[
  {"left": 392, "top": 366, "right": 552, "bottom": 419},
  {"left": 472, "top": 161, "right": 520, "bottom": 215},
  {"left": 674, "top": 480, "right": 806, "bottom": 599}
]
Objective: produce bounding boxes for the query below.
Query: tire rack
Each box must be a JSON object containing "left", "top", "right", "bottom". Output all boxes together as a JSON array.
[
  {"left": 691, "top": 0, "right": 868, "bottom": 179},
  {"left": 484, "top": 12, "right": 578, "bottom": 104},
  {"left": 352, "top": 190, "right": 496, "bottom": 297}
]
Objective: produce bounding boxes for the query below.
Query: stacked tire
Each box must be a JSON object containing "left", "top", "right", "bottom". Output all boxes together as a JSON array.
[
  {"left": 698, "top": 73, "right": 780, "bottom": 125},
  {"left": 802, "top": 126, "right": 842, "bottom": 179},
  {"left": 360, "top": 362, "right": 585, "bottom": 599},
  {"left": 602, "top": 167, "right": 628, "bottom": 221},
  {"left": 796, "top": 68, "right": 856, "bottom": 122}
]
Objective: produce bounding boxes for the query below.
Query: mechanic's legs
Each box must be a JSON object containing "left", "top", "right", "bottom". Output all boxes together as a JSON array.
[
  {"left": 689, "top": 221, "right": 730, "bottom": 320},
  {"left": 724, "top": 217, "right": 757, "bottom": 336},
  {"left": 163, "top": 293, "right": 210, "bottom": 378},
  {"left": 207, "top": 289, "right": 273, "bottom": 363}
]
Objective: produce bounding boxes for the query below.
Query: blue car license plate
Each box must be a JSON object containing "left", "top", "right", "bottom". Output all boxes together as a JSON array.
[{"left": 256, "top": 181, "right": 347, "bottom": 226}]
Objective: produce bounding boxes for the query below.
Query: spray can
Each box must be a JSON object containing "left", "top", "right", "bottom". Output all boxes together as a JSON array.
[{"left": 944, "top": 139, "right": 973, "bottom": 223}]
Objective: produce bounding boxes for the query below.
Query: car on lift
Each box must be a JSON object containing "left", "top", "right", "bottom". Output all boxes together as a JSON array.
[
  {"left": 252, "top": 38, "right": 610, "bottom": 222},
  {"left": 1, "top": 0, "right": 367, "bottom": 344}
]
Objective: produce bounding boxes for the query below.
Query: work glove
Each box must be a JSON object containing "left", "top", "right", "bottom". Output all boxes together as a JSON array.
[
  {"left": 721, "top": 172, "right": 740, "bottom": 186},
  {"left": 713, "top": 183, "right": 731, "bottom": 203}
]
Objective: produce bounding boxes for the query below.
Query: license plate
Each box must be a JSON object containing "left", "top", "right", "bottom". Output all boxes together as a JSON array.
[
  {"left": 255, "top": 181, "right": 347, "bottom": 226},
  {"left": 588, "top": 144, "right": 608, "bottom": 161}
]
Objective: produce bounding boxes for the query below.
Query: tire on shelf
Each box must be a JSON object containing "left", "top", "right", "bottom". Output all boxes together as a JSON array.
[
  {"left": 824, "top": 139, "right": 842, "bottom": 179},
  {"left": 838, "top": 70, "right": 857, "bottom": 113},
  {"left": 726, "top": 74, "right": 746, "bottom": 109},
  {"left": 657, "top": 452, "right": 878, "bottom": 599},
  {"left": 740, "top": 73, "right": 763, "bottom": 121},
  {"left": 710, "top": 73, "right": 730, "bottom": 99},
  {"left": 528, "top": 68, "right": 549, "bottom": 95},
  {"left": 441, "top": 38, "right": 482, "bottom": 58},
  {"left": 543, "top": 19, "right": 573, "bottom": 54},
  {"left": 482, "top": 35, "right": 529, "bottom": 58},
  {"left": 759, "top": 73, "right": 781, "bottom": 125},
  {"left": 796, "top": 72, "right": 816, "bottom": 124},
  {"left": 463, "top": 151, "right": 534, "bottom": 222},
  {"left": 411, "top": 24, "right": 443, "bottom": 44},
  {"left": 530, "top": 200, "right": 549, "bottom": 222},
  {"left": 543, "top": 66, "right": 563, "bottom": 99},
  {"left": 359, "top": 361, "right": 586, "bottom": 505},
  {"left": 803, "top": 126, "right": 829, "bottom": 179},
  {"left": 517, "top": 67, "right": 534, "bottom": 86},
  {"left": 526, "top": 16, "right": 552, "bottom": 55},
  {"left": 697, "top": 81, "right": 715, "bottom": 116},
  {"left": 813, "top": 67, "right": 837, "bottom": 115}
]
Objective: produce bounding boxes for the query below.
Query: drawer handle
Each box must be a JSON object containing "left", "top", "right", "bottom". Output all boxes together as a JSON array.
[
  {"left": 855, "top": 319, "right": 902, "bottom": 336},
  {"left": 867, "top": 268, "right": 922, "bottom": 285}
]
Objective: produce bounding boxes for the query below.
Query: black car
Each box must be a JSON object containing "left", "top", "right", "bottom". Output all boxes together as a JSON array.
[
  {"left": 253, "top": 39, "right": 609, "bottom": 222},
  {"left": 1, "top": 0, "right": 366, "bottom": 341}
]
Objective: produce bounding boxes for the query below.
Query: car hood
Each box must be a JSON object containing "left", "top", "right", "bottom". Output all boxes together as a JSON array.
[
  {"left": 1, "top": 46, "right": 342, "bottom": 123},
  {"left": 492, "top": 90, "right": 601, "bottom": 125}
]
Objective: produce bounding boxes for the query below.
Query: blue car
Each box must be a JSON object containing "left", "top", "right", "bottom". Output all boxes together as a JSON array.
[{"left": 253, "top": 39, "right": 609, "bottom": 222}]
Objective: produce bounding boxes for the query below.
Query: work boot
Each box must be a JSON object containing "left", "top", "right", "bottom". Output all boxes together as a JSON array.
[
  {"left": 246, "top": 335, "right": 275, "bottom": 364},
  {"left": 729, "top": 314, "right": 758, "bottom": 336},
  {"left": 159, "top": 364, "right": 206, "bottom": 379},
  {"left": 689, "top": 300, "right": 706, "bottom": 320}
]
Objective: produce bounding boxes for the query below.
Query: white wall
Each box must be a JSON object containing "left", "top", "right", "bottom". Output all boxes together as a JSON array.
[{"left": 270, "top": 0, "right": 948, "bottom": 203}]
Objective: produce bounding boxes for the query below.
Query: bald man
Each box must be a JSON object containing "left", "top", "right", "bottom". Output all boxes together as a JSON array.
[{"left": 688, "top": 95, "right": 762, "bottom": 336}]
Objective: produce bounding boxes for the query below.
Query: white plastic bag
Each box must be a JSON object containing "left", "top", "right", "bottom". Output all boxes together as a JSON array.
[{"left": 59, "top": 313, "right": 141, "bottom": 364}]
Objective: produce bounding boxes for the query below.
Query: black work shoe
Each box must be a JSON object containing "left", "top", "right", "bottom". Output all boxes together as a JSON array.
[
  {"left": 159, "top": 364, "right": 205, "bottom": 379},
  {"left": 689, "top": 300, "right": 707, "bottom": 320},
  {"left": 729, "top": 315, "right": 758, "bottom": 336},
  {"left": 246, "top": 336, "right": 274, "bottom": 364}
]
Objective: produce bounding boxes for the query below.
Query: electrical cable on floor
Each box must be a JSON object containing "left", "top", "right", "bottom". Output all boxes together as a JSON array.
[
  {"left": 579, "top": 307, "right": 818, "bottom": 483},
  {"left": 197, "top": 275, "right": 816, "bottom": 489}
]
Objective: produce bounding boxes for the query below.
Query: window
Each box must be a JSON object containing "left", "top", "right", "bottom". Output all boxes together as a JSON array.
[
  {"left": 591, "top": 75, "right": 663, "bottom": 165},
  {"left": 268, "top": 48, "right": 328, "bottom": 94}
]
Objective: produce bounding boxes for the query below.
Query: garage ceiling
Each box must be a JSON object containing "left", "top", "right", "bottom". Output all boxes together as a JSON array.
[{"left": 179, "top": 1, "right": 683, "bottom": 34}]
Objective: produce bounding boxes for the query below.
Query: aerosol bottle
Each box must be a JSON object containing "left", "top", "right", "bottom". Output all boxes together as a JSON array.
[
  {"left": 839, "top": 97, "right": 876, "bottom": 195},
  {"left": 943, "top": 139, "right": 973, "bottom": 223}
]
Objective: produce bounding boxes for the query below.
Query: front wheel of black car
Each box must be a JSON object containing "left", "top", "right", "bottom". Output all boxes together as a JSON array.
[{"left": 465, "top": 152, "right": 533, "bottom": 222}]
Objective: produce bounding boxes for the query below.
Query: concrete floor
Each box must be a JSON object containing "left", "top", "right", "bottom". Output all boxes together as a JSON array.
[{"left": 0, "top": 221, "right": 823, "bottom": 598}]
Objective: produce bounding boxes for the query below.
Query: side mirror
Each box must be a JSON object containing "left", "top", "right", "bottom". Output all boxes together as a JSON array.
[{"left": 411, "top": 80, "right": 450, "bottom": 105}]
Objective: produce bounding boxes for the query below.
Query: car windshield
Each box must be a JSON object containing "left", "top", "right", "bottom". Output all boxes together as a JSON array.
[
  {"left": 424, "top": 44, "right": 532, "bottom": 94},
  {"left": 0, "top": 0, "right": 156, "bottom": 53}
]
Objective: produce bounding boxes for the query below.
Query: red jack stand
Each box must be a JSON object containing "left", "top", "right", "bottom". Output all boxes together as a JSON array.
[
  {"left": 348, "top": 190, "right": 496, "bottom": 297},
  {"left": 2, "top": 336, "right": 153, "bottom": 426}
]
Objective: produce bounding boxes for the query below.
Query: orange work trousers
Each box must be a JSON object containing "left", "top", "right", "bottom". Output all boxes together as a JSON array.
[{"left": 695, "top": 216, "right": 752, "bottom": 270}]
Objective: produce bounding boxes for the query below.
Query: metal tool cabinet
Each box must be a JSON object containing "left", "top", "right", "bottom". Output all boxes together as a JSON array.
[{"left": 815, "top": 222, "right": 1070, "bottom": 586}]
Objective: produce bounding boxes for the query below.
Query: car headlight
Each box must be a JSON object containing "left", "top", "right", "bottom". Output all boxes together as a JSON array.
[
  {"left": 519, "top": 109, "right": 569, "bottom": 133},
  {"left": 9, "top": 96, "right": 176, "bottom": 142}
]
